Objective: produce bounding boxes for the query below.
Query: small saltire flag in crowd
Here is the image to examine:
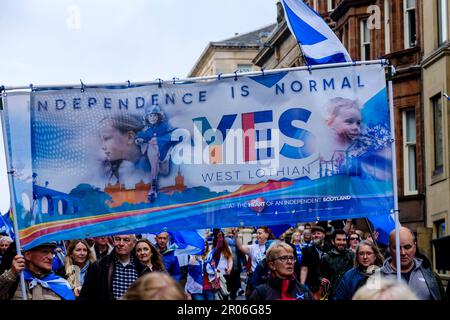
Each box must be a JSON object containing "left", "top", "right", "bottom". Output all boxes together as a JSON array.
[
  {"left": 170, "top": 230, "right": 206, "bottom": 256},
  {"left": 281, "top": 0, "right": 352, "bottom": 65},
  {"left": 368, "top": 214, "right": 396, "bottom": 246},
  {"left": 0, "top": 210, "right": 15, "bottom": 240},
  {"left": 443, "top": 93, "right": 450, "bottom": 101}
]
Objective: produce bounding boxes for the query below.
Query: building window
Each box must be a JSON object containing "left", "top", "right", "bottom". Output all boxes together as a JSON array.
[
  {"left": 404, "top": 0, "right": 417, "bottom": 48},
  {"left": 403, "top": 109, "right": 417, "bottom": 194},
  {"left": 313, "top": 0, "right": 319, "bottom": 11},
  {"left": 360, "top": 19, "right": 370, "bottom": 60},
  {"left": 434, "top": 219, "right": 446, "bottom": 239},
  {"left": 237, "top": 64, "right": 252, "bottom": 73},
  {"left": 432, "top": 95, "right": 444, "bottom": 175},
  {"left": 384, "top": 0, "right": 391, "bottom": 54},
  {"left": 327, "top": 0, "right": 336, "bottom": 12},
  {"left": 437, "top": 0, "right": 448, "bottom": 45}
]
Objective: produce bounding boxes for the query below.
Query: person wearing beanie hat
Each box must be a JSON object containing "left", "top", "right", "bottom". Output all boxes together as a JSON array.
[
  {"left": 135, "top": 102, "right": 181, "bottom": 202},
  {"left": 0, "top": 242, "right": 75, "bottom": 300}
]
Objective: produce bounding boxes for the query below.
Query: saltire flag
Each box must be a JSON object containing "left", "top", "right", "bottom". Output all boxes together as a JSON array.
[
  {"left": 443, "top": 93, "right": 450, "bottom": 101},
  {"left": 141, "top": 229, "right": 206, "bottom": 256},
  {"left": 0, "top": 210, "right": 15, "bottom": 240},
  {"left": 170, "top": 230, "right": 206, "bottom": 256},
  {"left": 281, "top": 0, "right": 352, "bottom": 65},
  {"left": 368, "top": 214, "right": 395, "bottom": 246}
]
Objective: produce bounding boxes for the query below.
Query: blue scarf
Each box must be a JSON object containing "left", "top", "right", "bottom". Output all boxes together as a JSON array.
[{"left": 23, "top": 269, "right": 75, "bottom": 300}]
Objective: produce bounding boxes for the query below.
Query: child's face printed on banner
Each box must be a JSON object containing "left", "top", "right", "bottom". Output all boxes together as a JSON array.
[
  {"left": 147, "top": 113, "right": 159, "bottom": 125},
  {"left": 329, "top": 107, "right": 361, "bottom": 143},
  {"left": 99, "top": 124, "right": 133, "bottom": 161}
]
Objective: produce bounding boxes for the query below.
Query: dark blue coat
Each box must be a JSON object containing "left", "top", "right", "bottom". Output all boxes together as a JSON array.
[{"left": 333, "top": 267, "right": 367, "bottom": 300}]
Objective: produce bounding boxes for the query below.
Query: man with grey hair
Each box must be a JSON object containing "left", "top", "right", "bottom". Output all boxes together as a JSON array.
[
  {"left": 380, "top": 227, "right": 446, "bottom": 300},
  {"left": 79, "top": 234, "right": 145, "bottom": 300}
]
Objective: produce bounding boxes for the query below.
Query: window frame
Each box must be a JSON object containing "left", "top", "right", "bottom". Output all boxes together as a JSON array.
[
  {"left": 360, "top": 19, "right": 371, "bottom": 60},
  {"left": 402, "top": 109, "right": 418, "bottom": 195},
  {"left": 437, "top": 0, "right": 448, "bottom": 46},
  {"left": 404, "top": 0, "right": 417, "bottom": 49},
  {"left": 432, "top": 95, "right": 444, "bottom": 176}
]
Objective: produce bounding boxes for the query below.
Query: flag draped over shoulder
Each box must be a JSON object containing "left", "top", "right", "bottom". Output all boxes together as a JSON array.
[{"left": 281, "top": 0, "right": 352, "bottom": 65}]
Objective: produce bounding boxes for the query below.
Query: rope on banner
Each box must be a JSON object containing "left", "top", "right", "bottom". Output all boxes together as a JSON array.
[
  {"left": 172, "top": 77, "right": 179, "bottom": 85},
  {"left": 156, "top": 78, "right": 163, "bottom": 88},
  {"left": 126, "top": 80, "right": 131, "bottom": 88},
  {"left": 307, "top": 65, "right": 312, "bottom": 75},
  {"left": 29, "top": 84, "right": 34, "bottom": 92},
  {"left": 233, "top": 71, "right": 238, "bottom": 81},
  {"left": 217, "top": 73, "right": 223, "bottom": 81},
  {"left": 80, "top": 79, "right": 85, "bottom": 92},
  {"left": 261, "top": 68, "right": 265, "bottom": 76}
]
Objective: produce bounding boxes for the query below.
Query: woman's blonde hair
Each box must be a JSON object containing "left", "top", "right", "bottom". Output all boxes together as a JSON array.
[
  {"left": 352, "top": 276, "right": 418, "bottom": 300},
  {"left": 122, "top": 272, "right": 186, "bottom": 300},
  {"left": 266, "top": 241, "right": 293, "bottom": 262}
]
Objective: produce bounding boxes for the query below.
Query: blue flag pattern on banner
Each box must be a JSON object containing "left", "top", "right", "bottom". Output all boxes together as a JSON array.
[{"left": 281, "top": 0, "right": 352, "bottom": 65}]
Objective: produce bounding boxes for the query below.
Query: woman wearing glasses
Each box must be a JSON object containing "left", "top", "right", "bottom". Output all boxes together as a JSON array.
[
  {"left": 333, "top": 240, "right": 384, "bottom": 300},
  {"left": 347, "top": 232, "right": 361, "bottom": 253},
  {"left": 249, "top": 242, "right": 312, "bottom": 300}
]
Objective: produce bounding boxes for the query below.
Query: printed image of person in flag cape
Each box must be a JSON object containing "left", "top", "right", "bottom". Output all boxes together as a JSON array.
[{"left": 135, "top": 101, "right": 182, "bottom": 202}]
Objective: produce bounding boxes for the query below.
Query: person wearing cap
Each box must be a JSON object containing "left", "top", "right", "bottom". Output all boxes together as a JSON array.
[
  {"left": 0, "top": 242, "right": 75, "bottom": 300},
  {"left": 135, "top": 103, "right": 180, "bottom": 202},
  {"left": 78, "top": 234, "right": 145, "bottom": 300},
  {"left": 300, "top": 225, "right": 333, "bottom": 299},
  {"left": 155, "top": 231, "right": 181, "bottom": 282}
]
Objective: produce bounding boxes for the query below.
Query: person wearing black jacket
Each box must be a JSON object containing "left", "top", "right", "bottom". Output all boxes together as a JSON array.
[
  {"left": 300, "top": 226, "right": 333, "bottom": 299},
  {"left": 78, "top": 234, "right": 145, "bottom": 300},
  {"left": 249, "top": 242, "right": 312, "bottom": 300}
]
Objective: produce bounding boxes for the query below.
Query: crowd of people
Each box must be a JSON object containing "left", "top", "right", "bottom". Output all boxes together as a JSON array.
[{"left": 0, "top": 221, "right": 448, "bottom": 301}]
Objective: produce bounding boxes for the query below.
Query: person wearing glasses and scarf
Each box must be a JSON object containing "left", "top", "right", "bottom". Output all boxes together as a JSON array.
[
  {"left": 333, "top": 240, "right": 384, "bottom": 300},
  {"left": 249, "top": 242, "right": 312, "bottom": 300}
]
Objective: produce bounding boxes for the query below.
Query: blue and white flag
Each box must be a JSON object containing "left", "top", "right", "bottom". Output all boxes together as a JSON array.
[
  {"left": 281, "top": 0, "right": 352, "bottom": 65},
  {"left": 444, "top": 93, "right": 450, "bottom": 101},
  {"left": 0, "top": 211, "right": 15, "bottom": 239},
  {"left": 171, "top": 230, "right": 206, "bottom": 256},
  {"left": 368, "top": 214, "right": 396, "bottom": 246}
]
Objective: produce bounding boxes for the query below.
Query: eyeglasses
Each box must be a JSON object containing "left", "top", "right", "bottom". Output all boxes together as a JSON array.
[
  {"left": 349, "top": 237, "right": 360, "bottom": 241},
  {"left": 273, "top": 255, "right": 295, "bottom": 263},
  {"left": 358, "top": 251, "right": 374, "bottom": 257}
]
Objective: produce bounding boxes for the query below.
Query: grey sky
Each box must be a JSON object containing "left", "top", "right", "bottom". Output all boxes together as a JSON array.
[{"left": 0, "top": 0, "right": 278, "bottom": 214}]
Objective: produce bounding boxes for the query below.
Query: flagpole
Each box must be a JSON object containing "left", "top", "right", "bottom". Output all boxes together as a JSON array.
[
  {"left": 387, "top": 69, "right": 401, "bottom": 283},
  {"left": 0, "top": 91, "right": 28, "bottom": 300}
]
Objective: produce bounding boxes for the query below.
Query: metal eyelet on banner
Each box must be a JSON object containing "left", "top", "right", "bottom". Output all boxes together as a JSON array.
[
  {"left": 80, "top": 79, "right": 85, "bottom": 93},
  {"left": 156, "top": 78, "right": 163, "bottom": 88},
  {"left": 307, "top": 65, "right": 312, "bottom": 75},
  {"left": 217, "top": 73, "right": 223, "bottom": 81}
]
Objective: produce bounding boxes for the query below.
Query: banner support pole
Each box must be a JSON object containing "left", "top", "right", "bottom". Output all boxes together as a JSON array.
[
  {"left": 0, "top": 92, "right": 28, "bottom": 300},
  {"left": 387, "top": 71, "right": 401, "bottom": 283}
]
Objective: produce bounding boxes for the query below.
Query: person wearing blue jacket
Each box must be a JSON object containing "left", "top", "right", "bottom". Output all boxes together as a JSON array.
[
  {"left": 334, "top": 240, "right": 384, "bottom": 300},
  {"left": 155, "top": 231, "right": 181, "bottom": 282}
]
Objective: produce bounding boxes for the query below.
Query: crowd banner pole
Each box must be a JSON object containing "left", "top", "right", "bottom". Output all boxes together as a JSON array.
[
  {"left": 0, "top": 91, "right": 27, "bottom": 300},
  {"left": 364, "top": 217, "right": 380, "bottom": 252},
  {"left": 387, "top": 77, "right": 401, "bottom": 283},
  {"left": 1, "top": 60, "right": 388, "bottom": 91}
]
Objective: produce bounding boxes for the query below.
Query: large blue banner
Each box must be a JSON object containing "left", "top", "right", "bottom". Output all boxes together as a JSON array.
[{"left": 2, "top": 63, "right": 394, "bottom": 249}]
